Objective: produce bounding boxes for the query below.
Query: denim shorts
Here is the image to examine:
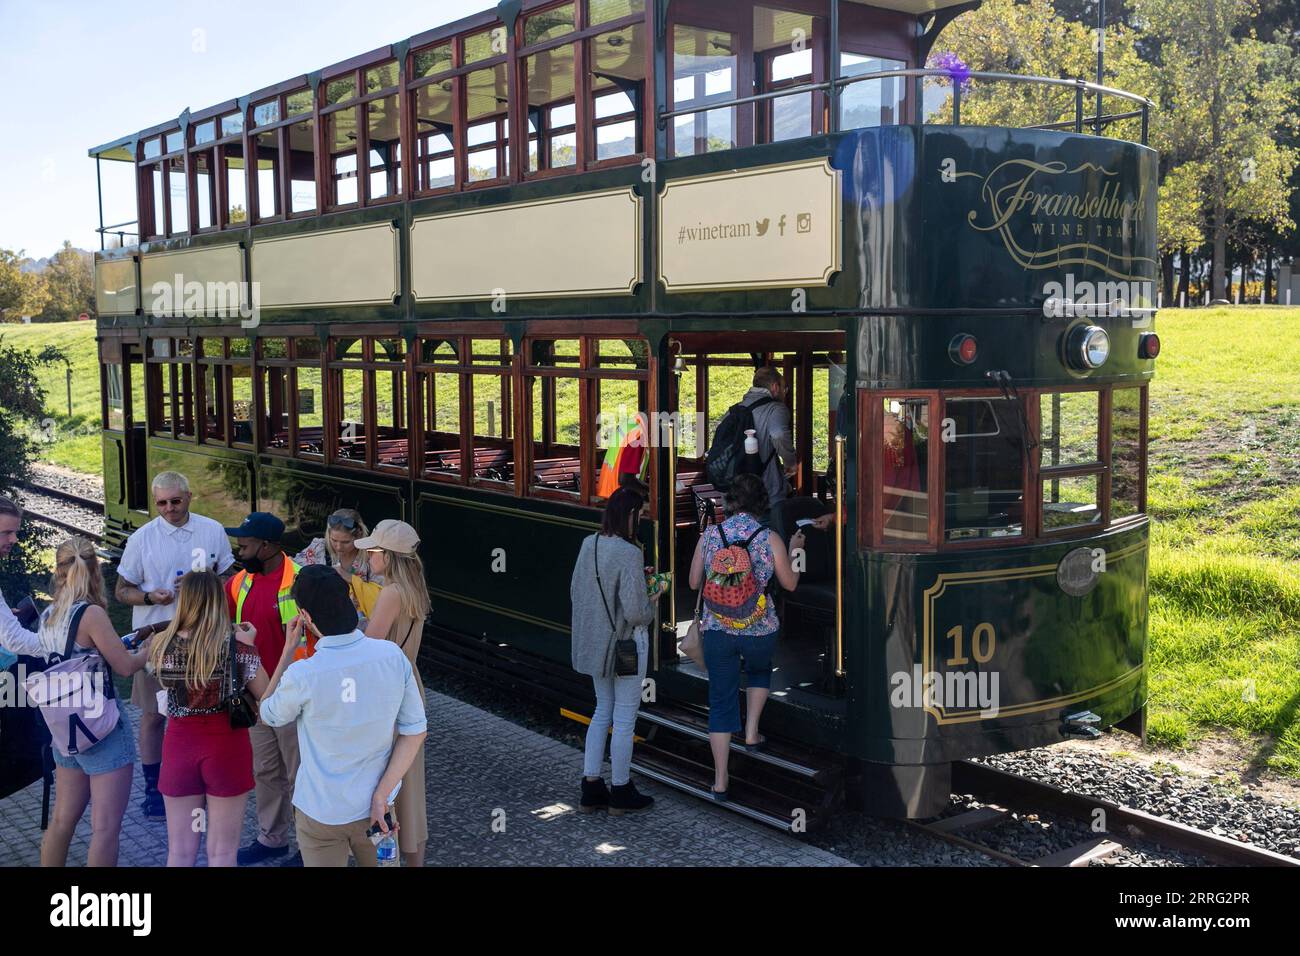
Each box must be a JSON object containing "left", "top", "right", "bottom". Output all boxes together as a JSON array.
[
  {"left": 51, "top": 713, "right": 137, "bottom": 775},
  {"left": 701, "top": 629, "right": 778, "bottom": 734}
]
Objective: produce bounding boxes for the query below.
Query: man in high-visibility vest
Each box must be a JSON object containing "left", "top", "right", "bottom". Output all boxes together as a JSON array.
[
  {"left": 223, "top": 512, "right": 302, "bottom": 866},
  {"left": 596, "top": 412, "right": 649, "bottom": 500}
]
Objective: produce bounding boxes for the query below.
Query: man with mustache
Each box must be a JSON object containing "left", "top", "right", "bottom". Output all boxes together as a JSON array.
[{"left": 224, "top": 512, "right": 301, "bottom": 866}]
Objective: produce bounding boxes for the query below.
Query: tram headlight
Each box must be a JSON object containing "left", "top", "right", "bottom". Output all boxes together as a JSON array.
[{"left": 1067, "top": 325, "right": 1110, "bottom": 370}]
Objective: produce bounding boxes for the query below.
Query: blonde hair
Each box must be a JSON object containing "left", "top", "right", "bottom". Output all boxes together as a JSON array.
[
  {"left": 380, "top": 549, "right": 431, "bottom": 623},
  {"left": 48, "top": 537, "right": 106, "bottom": 630},
  {"left": 149, "top": 571, "right": 232, "bottom": 691}
]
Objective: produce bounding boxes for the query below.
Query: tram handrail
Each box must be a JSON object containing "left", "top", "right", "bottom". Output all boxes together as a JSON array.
[
  {"left": 834, "top": 435, "right": 846, "bottom": 678},
  {"left": 665, "top": 418, "right": 678, "bottom": 642},
  {"left": 658, "top": 68, "right": 1153, "bottom": 145}
]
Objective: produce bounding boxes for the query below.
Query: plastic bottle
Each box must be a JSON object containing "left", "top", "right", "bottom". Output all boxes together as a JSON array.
[
  {"left": 743, "top": 429, "right": 759, "bottom": 456},
  {"left": 377, "top": 833, "right": 399, "bottom": 867}
]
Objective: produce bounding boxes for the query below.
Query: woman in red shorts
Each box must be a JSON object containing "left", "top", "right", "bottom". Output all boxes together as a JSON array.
[{"left": 149, "top": 571, "right": 268, "bottom": 866}]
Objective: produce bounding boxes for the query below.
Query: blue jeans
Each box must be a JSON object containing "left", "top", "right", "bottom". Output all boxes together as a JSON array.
[
  {"left": 701, "top": 629, "right": 778, "bottom": 734},
  {"left": 51, "top": 711, "right": 136, "bottom": 775},
  {"left": 583, "top": 629, "right": 648, "bottom": 786}
]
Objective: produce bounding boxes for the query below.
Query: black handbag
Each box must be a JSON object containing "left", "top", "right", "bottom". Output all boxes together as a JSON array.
[
  {"left": 594, "top": 537, "right": 639, "bottom": 678},
  {"left": 225, "top": 629, "right": 259, "bottom": 730}
]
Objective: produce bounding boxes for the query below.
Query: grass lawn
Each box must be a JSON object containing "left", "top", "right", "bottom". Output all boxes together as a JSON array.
[
  {"left": 0, "top": 321, "right": 103, "bottom": 474},
  {"left": 5, "top": 309, "right": 1299, "bottom": 774}
]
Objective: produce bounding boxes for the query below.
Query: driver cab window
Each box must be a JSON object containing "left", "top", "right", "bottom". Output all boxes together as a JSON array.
[{"left": 943, "top": 397, "right": 1026, "bottom": 541}]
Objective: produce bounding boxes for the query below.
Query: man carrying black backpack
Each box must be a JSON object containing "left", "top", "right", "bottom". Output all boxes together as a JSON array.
[{"left": 705, "top": 367, "right": 797, "bottom": 516}]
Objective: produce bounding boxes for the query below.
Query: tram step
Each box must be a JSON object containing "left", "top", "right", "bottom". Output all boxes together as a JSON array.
[
  {"left": 629, "top": 743, "right": 827, "bottom": 833},
  {"left": 637, "top": 700, "right": 836, "bottom": 783}
]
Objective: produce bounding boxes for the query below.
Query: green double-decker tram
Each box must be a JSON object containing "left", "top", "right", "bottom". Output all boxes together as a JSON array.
[{"left": 89, "top": 0, "right": 1158, "bottom": 825}]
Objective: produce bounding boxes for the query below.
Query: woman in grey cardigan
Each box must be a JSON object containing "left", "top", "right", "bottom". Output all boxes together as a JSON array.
[{"left": 570, "top": 488, "right": 665, "bottom": 814}]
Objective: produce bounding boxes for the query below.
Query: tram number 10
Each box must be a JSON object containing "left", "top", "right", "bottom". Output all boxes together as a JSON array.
[{"left": 945, "top": 623, "right": 997, "bottom": 666}]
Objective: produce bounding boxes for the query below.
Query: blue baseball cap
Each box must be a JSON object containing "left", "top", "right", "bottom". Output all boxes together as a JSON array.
[{"left": 224, "top": 512, "right": 285, "bottom": 542}]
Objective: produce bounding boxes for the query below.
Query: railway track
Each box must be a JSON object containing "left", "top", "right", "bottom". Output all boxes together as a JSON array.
[
  {"left": 908, "top": 760, "right": 1300, "bottom": 868},
  {"left": 17, "top": 481, "right": 105, "bottom": 543}
]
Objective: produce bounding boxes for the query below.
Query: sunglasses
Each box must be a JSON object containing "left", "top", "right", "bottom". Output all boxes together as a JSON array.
[
  {"left": 327, "top": 515, "right": 358, "bottom": 531},
  {"left": 155, "top": 497, "right": 186, "bottom": 508}
]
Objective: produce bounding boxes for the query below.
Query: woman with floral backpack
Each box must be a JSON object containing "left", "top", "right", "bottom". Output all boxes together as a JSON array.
[{"left": 688, "top": 474, "right": 803, "bottom": 802}]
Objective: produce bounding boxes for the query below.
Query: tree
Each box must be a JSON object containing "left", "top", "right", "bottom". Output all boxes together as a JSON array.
[
  {"left": 0, "top": 339, "right": 64, "bottom": 601},
  {"left": 0, "top": 250, "right": 49, "bottom": 322},
  {"left": 1135, "top": 0, "right": 1298, "bottom": 300},
  {"left": 37, "top": 241, "right": 95, "bottom": 323}
]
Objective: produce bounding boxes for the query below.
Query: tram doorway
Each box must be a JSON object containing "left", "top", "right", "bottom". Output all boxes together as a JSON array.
[{"left": 663, "top": 331, "right": 848, "bottom": 700}]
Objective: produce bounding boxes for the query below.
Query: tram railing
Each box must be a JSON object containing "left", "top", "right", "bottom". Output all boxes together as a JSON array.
[
  {"left": 657, "top": 67, "right": 1154, "bottom": 146},
  {"left": 96, "top": 220, "right": 139, "bottom": 251}
]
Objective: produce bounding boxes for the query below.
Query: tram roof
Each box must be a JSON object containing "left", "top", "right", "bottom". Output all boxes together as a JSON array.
[{"left": 87, "top": 0, "right": 980, "bottom": 160}]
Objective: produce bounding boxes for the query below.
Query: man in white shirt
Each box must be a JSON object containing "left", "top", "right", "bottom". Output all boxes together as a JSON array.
[
  {"left": 114, "top": 471, "right": 235, "bottom": 820},
  {"left": 0, "top": 496, "right": 42, "bottom": 657},
  {"left": 260, "top": 565, "right": 427, "bottom": 867}
]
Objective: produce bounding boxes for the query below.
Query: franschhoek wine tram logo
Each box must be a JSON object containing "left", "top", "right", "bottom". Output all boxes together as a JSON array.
[{"left": 956, "top": 158, "right": 1157, "bottom": 282}]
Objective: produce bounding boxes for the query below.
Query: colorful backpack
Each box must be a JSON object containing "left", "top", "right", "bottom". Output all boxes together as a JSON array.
[{"left": 702, "top": 525, "right": 769, "bottom": 632}]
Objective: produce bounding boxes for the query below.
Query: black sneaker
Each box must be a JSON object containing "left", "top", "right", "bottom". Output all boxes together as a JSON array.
[
  {"left": 139, "top": 792, "right": 166, "bottom": 822},
  {"left": 609, "top": 781, "right": 654, "bottom": 815},
  {"left": 580, "top": 777, "right": 610, "bottom": 813},
  {"left": 281, "top": 851, "right": 303, "bottom": 868},
  {"left": 237, "top": 842, "right": 289, "bottom": 866}
]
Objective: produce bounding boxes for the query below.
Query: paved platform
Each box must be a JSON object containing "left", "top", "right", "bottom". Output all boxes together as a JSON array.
[{"left": 0, "top": 690, "right": 853, "bottom": 867}]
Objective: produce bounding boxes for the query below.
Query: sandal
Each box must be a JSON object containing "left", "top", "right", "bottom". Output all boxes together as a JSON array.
[{"left": 741, "top": 734, "right": 767, "bottom": 753}]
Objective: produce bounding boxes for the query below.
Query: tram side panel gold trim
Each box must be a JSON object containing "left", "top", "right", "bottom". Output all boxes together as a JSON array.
[
  {"left": 252, "top": 222, "right": 400, "bottom": 309},
  {"left": 409, "top": 187, "right": 643, "bottom": 302},
  {"left": 920, "top": 540, "right": 1148, "bottom": 725},
  {"left": 658, "top": 158, "right": 842, "bottom": 293}
]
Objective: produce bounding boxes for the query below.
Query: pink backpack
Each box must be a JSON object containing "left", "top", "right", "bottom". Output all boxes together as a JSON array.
[{"left": 23, "top": 603, "right": 121, "bottom": 757}]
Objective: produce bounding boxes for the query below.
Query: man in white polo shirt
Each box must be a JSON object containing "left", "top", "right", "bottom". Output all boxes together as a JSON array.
[{"left": 114, "top": 470, "right": 235, "bottom": 820}]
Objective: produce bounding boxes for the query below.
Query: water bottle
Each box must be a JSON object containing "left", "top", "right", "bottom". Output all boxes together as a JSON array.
[
  {"left": 743, "top": 429, "right": 759, "bottom": 455},
  {"left": 376, "top": 833, "right": 399, "bottom": 867}
]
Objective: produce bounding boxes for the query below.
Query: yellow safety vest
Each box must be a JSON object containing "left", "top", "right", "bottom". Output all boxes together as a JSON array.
[{"left": 230, "top": 559, "right": 300, "bottom": 646}]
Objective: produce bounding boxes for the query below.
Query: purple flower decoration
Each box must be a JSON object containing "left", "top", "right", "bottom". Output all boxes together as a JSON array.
[{"left": 929, "top": 51, "right": 972, "bottom": 92}]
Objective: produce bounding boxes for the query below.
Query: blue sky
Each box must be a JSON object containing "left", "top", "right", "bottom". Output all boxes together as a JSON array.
[{"left": 0, "top": 0, "right": 488, "bottom": 258}]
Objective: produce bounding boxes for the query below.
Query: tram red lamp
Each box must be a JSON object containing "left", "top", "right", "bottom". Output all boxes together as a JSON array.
[
  {"left": 1138, "top": 332, "right": 1161, "bottom": 360},
  {"left": 949, "top": 333, "right": 979, "bottom": 366}
]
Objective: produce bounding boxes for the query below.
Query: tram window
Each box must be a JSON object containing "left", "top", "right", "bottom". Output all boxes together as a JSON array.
[
  {"left": 525, "top": 42, "right": 579, "bottom": 173},
  {"left": 414, "top": 81, "right": 457, "bottom": 192},
  {"left": 199, "top": 364, "right": 228, "bottom": 443},
  {"left": 367, "top": 95, "right": 402, "bottom": 201},
  {"left": 221, "top": 112, "right": 244, "bottom": 137},
  {"left": 465, "top": 63, "right": 510, "bottom": 183},
  {"left": 420, "top": 368, "right": 462, "bottom": 479},
  {"left": 881, "top": 397, "right": 929, "bottom": 542},
  {"left": 105, "top": 363, "right": 125, "bottom": 431},
  {"left": 254, "top": 131, "right": 280, "bottom": 221},
  {"left": 470, "top": 337, "right": 512, "bottom": 367},
  {"left": 288, "top": 117, "right": 317, "bottom": 215},
  {"left": 671, "top": 25, "right": 737, "bottom": 158},
  {"left": 590, "top": 0, "right": 644, "bottom": 25},
  {"left": 373, "top": 368, "right": 409, "bottom": 470},
  {"left": 168, "top": 156, "right": 188, "bottom": 235},
  {"left": 336, "top": 367, "right": 366, "bottom": 462},
  {"left": 530, "top": 374, "right": 582, "bottom": 497},
  {"left": 193, "top": 150, "right": 216, "bottom": 231},
  {"left": 532, "top": 338, "right": 581, "bottom": 369},
  {"left": 253, "top": 98, "right": 281, "bottom": 127},
  {"left": 1040, "top": 392, "right": 1100, "bottom": 469},
  {"left": 328, "top": 108, "right": 360, "bottom": 206},
  {"left": 464, "top": 28, "right": 501, "bottom": 66},
  {"left": 221, "top": 144, "right": 248, "bottom": 225},
  {"left": 143, "top": 137, "right": 162, "bottom": 161},
  {"left": 590, "top": 20, "right": 645, "bottom": 162},
  {"left": 943, "top": 397, "right": 1025, "bottom": 541},
  {"left": 228, "top": 337, "right": 253, "bottom": 360},
  {"left": 261, "top": 366, "right": 292, "bottom": 451},
  {"left": 840, "top": 53, "right": 905, "bottom": 130},
  {"left": 1111, "top": 387, "right": 1144, "bottom": 520},
  {"left": 366, "top": 61, "right": 399, "bottom": 95},
  {"left": 595, "top": 377, "right": 644, "bottom": 500},
  {"left": 413, "top": 42, "right": 453, "bottom": 79},
  {"left": 673, "top": 358, "right": 700, "bottom": 457},
  {"left": 231, "top": 366, "right": 254, "bottom": 445},
  {"left": 294, "top": 364, "right": 324, "bottom": 457},
  {"left": 1042, "top": 474, "right": 1101, "bottom": 532},
  {"left": 813, "top": 364, "right": 831, "bottom": 474},
  {"left": 754, "top": 7, "right": 822, "bottom": 144},
  {"left": 525, "top": 3, "right": 575, "bottom": 45},
  {"left": 148, "top": 165, "right": 165, "bottom": 237},
  {"left": 470, "top": 372, "right": 514, "bottom": 482}
]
